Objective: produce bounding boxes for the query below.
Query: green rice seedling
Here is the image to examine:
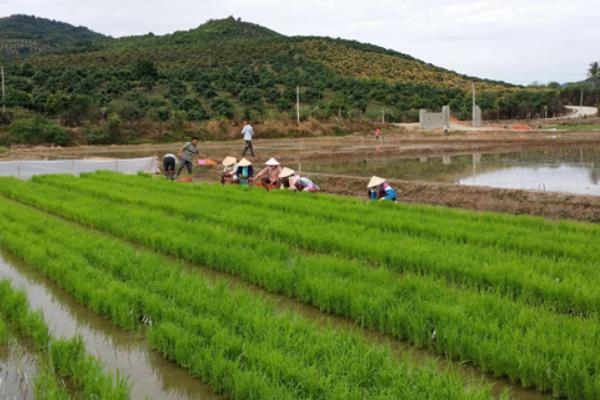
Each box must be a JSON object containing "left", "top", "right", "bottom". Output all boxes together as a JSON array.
[
  {"left": 33, "top": 369, "right": 70, "bottom": 400},
  {"left": 0, "top": 279, "right": 129, "bottom": 399},
  {"left": 81, "top": 170, "right": 600, "bottom": 251},
  {"left": 22, "top": 174, "right": 600, "bottom": 319},
  {"left": 0, "top": 318, "right": 8, "bottom": 346},
  {"left": 0, "top": 185, "right": 599, "bottom": 398},
  {"left": 49, "top": 336, "right": 130, "bottom": 399},
  {"left": 0, "top": 197, "right": 492, "bottom": 400}
]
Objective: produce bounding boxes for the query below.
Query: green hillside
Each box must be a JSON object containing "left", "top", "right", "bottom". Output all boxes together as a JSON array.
[
  {"left": 0, "top": 14, "right": 105, "bottom": 59},
  {"left": 0, "top": 16, "right": 562, "bottom": 146}
]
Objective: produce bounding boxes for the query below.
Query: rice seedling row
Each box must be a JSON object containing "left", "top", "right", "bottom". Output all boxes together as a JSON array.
[
  {"left": 81, "top": 171, "right": 600, "bottom": 263},
  {"left": 1, "top": 178, "right": 599, "bottom": 398},
  {"left": 28, "top": 174, "right": 600, "bottom": 319},
  {"left": 0, "top": 279, "right": 129, "bottom": 399},
  {"left": 0, "top": 196, "right": 489, "bottom": 400}
]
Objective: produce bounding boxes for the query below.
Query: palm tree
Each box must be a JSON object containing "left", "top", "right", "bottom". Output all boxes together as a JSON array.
[
  {"left": 588, "top": 62, "right": 600, "bottom": 109},
  {"left": 589, "top": 61, "right": 600, "bottom": 82}
]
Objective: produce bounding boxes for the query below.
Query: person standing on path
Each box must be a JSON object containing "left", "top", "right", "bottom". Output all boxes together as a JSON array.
[
  {"left": 241, "top": 119, "right": 255, "bottom": 157},
  {"left": 374, "top": 127, "right": 382, "bottom": 140},
  {"left": 176, "top": 137, "right": 200, "bottom": 178}
]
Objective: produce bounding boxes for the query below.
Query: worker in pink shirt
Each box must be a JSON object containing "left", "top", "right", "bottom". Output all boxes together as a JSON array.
[
  {"left": 255, "top": 158, "right": 282, "bottom": 189},
  {"left": 279, "top": 168, "right": 320, "bottom": 192}
]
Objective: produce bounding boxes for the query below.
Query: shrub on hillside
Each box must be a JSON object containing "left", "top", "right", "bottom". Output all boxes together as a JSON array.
[{"left": 8, "top": 116, "right": 71, "bottom": 146}]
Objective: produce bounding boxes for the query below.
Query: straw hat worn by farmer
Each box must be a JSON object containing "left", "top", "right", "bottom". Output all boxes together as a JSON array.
[
  {"left": 255, "top": 158, "right": 282, "bottom": 189},
  {"left": 221, "top": 156, "right": 238, "bottom": 185},
  {"left": 236, "top": 158, "right": 254, "bottom": 185},
  {"left": 367, "top": 176, "right": 397, "bottom": 202},
  {"left": 279, "top": 168, "right": 320, "bottom": 192}
]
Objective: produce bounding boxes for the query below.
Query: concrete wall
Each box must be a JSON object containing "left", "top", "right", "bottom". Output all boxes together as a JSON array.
[
  {"left": 473, "top": 105, "right": 482, "bottom": 128},
  {"left": 419, "top": 106, "right": 450, "bottom": 130}
]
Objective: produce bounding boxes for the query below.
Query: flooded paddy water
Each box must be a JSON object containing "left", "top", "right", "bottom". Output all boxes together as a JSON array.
[
  {"left": 0, "top": 249, "right": 220, "bottom": 400},
  {"left": 0, "top": 341, "right": 36, "bottom": 399},
  {"left": 305, "top": 145, "right": 600, "bottom": 196}
]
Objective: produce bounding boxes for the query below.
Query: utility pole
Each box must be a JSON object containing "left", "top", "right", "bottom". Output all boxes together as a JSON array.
[
  {"left": 296, "top": 85, "right": 300, "bottom": 125},
  {"left": 1, "top": 66, "right": 5, "bottom": 114},
  {"left": 381, "top": 108, "right": 385, "bottom": 124},
  {"left": 472, "top": 82, "right": 476, "bottom": 108},
  {"left": 580, "top": 88, "right": 584, "bottom": 115}
]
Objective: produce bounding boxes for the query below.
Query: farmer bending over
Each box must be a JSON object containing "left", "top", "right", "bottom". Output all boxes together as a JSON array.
[
  {"left": 367, "top": 176, "right": 397, "bottom": 202},
  {"left": 162, "top": 153, "right": 177, "bottom": 180},
  {"left": 177, "top": 137, "right": 201, "bottom": 178},
  {"left": 236, "top": 158, "right": 254, "bottom": 186},
  {"left": 255, "top": 158, "right": 282, "bottom": 189},
  {"left": 221, "top": 156, "right": 238, "bottom": 185},
  {"left": 279, "top": 168, "right": 320, "bottom": 192}
]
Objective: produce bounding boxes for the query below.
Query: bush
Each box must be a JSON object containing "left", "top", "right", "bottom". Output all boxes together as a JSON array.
[
  {"left": 9, "top": 116, "right": 71, "bottom": 146},
  {"left": 170, "top": 110, "right": 187, "bottom": 133},
  {"left": 85, "top": 113, "right": 123, "bottom": 145},
  {"left": 0, "top": 111, "right": 12, "bottom": 126},
  {"left": 107, "top": 99, "right": 144, "bottom": 121},
  {"left": 84, "top": 127, "right": 111, "bottom": 145},
  {"left": 211, "top": 97, "right": 235, "bottom": 119}
]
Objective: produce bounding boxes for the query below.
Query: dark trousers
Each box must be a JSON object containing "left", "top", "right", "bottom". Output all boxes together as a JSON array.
[
  {"left": 242, "top": 140, "right": 255, "bottom": 157},
  {"left": 176, "top": 160, "right": 193, "bottom": 177},
  {"left": 163, "top": 158, "right": 176, "bottom": 179}
]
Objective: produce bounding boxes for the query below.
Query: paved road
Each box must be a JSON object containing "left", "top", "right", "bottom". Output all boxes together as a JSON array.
[{"left": 563, "top": 105, "right": 598, "bottom": 119}]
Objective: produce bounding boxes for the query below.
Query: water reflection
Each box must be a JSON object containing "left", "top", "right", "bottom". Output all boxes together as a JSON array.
[
  {"left": 306, "top": 145, "right": 600, "bottom": 196},
  {"left": 0, "top": 250, "right": 220, "bottom": 400},
  {"left": 460, "top": 148, "right": 600, "bottom": 195},
  {"left": 461, "top": 164, "right": 600, "bottom": 195}
]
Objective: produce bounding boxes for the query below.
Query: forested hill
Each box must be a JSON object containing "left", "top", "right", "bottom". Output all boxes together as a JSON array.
[
  {"left": 0, "top": 16, "right": 563, "bottom": 147},
  {"left": 0, "top": 14, "right": 106, "bottom": 59},
  {"left": 23, "top": 16, "right": 512, "bottom": 91}
]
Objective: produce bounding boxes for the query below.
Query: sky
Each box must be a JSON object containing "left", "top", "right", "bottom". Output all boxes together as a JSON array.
[{"left": 2, "top": 0, "right": 599, "bottom": 85}]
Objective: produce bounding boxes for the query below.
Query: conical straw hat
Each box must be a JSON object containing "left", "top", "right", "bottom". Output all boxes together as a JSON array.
[
  {"left": 279, "top": 167, "right": 295, "bottom": 178},
  {"left": 222, "top": 156, "right": 237, "bottom": 167},
  {"left": 265, "top": 157, "right": 280, "bottom": 166},
  {"left": 367, "top": 176, "right": 386, "bottom": 188},
  {"left": 238, "top": 158, "right": 252, "bottom": 167}
]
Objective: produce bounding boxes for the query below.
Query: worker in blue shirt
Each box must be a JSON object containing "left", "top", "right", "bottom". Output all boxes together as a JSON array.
[{"left": 367, "top": 176, "right": 397, "bottom": 202}]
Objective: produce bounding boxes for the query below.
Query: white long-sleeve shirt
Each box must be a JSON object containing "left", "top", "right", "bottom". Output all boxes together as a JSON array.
[{"left": 242, "top": 124, "right": 254, "bottom": 141}]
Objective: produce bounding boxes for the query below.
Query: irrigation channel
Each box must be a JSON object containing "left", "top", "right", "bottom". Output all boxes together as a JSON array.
[
  {"left": 0, "top": 203, "right": 550, "bottom": 400},
  {"left": 0, "top": 249, "right": 220, "bottom": 400}
]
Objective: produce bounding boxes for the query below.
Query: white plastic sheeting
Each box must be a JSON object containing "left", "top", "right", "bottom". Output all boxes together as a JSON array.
[{"left": 0, "top": 157, "right": 159, "bottom": 180}]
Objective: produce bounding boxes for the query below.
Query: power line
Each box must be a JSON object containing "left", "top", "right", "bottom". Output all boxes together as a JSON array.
[{"left": 1, "top": 66, "right": 5, "bottom": 113}]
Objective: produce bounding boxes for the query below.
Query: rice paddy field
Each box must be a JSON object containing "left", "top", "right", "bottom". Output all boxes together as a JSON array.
[{"left": 0, "top": 171, "right": 599, "bottom": 399}]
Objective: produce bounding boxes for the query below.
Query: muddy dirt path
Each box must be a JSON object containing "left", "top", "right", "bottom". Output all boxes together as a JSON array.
[
  {"left": 4, "top": 130, "right": 600, "bottom": 163},
  {"left": 305, "top": 172, "right": 600, "bottom": 223},
  {"left": 4, "top": 131, "right": 600, "bottom": 222}
]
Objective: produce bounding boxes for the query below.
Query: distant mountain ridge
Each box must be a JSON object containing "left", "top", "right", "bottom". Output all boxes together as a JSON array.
[
  {"left": 0, "top": 14, "right": 511, "bottom": 89},
  {"left": 0, "top": 14, "right": 105, "bottom": 59}
]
